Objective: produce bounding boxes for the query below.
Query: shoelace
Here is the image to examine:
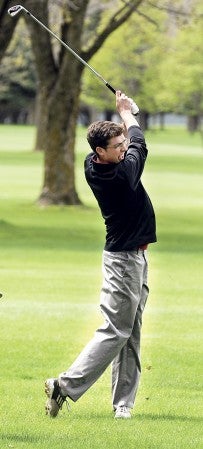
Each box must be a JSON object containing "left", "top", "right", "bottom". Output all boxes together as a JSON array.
[
  {"left": 119, "top": 406, "right": 129, "bottom": 412},
  {"left": 56, "top": 394, "right": 71, "bottom": 411}
]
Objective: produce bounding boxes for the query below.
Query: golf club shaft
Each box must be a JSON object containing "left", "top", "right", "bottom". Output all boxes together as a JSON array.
[
  {"left": 8, "top": 5, "right": 115, "bottom": 90},
  {"left": 8, "top": 5, "right": 139, "bottom": 114}
]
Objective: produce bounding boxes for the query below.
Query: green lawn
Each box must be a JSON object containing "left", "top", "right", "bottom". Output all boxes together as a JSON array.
[{"left": 0, "top": 124, "right": 202, "bottom": 449}]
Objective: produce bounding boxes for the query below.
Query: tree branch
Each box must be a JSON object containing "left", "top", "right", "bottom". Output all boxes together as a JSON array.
[
  {"left": 136, "top": 8, "right": 158, "bottom": 27},
  {"left": 82, "top": 0, "right": 143, "bottom": 62},
  {"left": 147, "top": 1, "right": 192, "bottom": 17},
  {"left": 53, "top": 0, "right": 79, "bottom": 11},
  {"left": 147, "top": 0, "right": 203, "bottom": 23}
]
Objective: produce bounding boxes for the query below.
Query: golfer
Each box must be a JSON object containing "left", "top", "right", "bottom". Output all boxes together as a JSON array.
[{"left": 45, "top": 91, "right": 156, "bottom": 419}]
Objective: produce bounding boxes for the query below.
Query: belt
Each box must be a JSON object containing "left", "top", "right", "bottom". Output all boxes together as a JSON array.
[
  {"left": 131, "top": 244, "right": 148, "bottom": 251},
  {"left": 139, "top": 244, "right": 148, "bottom": 250}
]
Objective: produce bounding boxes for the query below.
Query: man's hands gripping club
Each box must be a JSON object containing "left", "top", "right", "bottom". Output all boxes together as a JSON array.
[{"left": 116, "top": 91, "right": 140, "bottom": 130}]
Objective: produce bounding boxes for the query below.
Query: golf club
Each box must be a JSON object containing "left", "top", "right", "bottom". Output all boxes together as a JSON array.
[{"left": 8, "top": 4, "right": 139, "bottom": 115}]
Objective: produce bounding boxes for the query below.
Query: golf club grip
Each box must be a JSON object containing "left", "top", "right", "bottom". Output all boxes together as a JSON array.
[
  {"left": 106, "top": 83, "right": 116, "bottom": 94},
  {"left": 106, "top": 83, "right": 139, "bottom": 116}
]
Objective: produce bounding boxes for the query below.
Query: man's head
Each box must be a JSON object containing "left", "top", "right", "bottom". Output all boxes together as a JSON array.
[{"left": 87, "top": 121, "right": 127, "bottom": 164}]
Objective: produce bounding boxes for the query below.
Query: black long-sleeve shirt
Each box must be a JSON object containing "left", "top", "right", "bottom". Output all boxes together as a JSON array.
[{"left": 84, "top": 125, "right": 156, "bottom": 251}]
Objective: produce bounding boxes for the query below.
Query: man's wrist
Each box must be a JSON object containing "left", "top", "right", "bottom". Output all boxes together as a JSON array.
[{"left": 119, "top": 110, "right": 139, "bottom": 128}]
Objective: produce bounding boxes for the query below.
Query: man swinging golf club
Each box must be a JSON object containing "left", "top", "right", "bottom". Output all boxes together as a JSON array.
[
  {"left": 45, "top": 91, "right": 156, "bottom": 419},
  {"left": 8, "top": 4, "right": 156, "bottom": 419}
]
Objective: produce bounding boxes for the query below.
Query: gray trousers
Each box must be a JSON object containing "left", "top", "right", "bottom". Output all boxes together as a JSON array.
[{"left": 59, "top": 248, "right": 149, "bottom": 409}]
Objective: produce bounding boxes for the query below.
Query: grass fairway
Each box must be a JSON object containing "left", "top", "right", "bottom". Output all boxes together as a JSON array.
[{"left": 0, "top": 124, "right": 202, "bottom": 449}]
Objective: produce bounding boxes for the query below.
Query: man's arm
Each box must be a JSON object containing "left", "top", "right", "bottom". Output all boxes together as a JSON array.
[
  {"left": 116, "top": 91, "right": 148, "bottom": 191},
  {"left": 116, "top": 91, "right": 140, "bottom": 129}
]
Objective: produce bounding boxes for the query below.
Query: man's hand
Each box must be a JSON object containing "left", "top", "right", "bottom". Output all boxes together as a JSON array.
[
  {"left": 116, "top": 91, "right": 132, "bottom": 113},
  {"left": 116, "top": 91, "right": 139, "bottom": 129}
]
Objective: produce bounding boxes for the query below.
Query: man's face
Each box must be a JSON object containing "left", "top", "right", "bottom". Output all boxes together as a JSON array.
[{"left": 96, "top": 134, "right": 127, "bottom": 164}]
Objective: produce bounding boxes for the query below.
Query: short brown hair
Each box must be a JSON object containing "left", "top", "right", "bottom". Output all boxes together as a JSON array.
[{"left": 87, "top": 121, "right": 123, "bottom": 152}]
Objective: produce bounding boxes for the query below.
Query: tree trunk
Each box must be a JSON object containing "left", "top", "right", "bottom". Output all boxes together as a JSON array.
[
  {"left": 187, "top": 115, "right": 200, "bottom": 133},
  {"left": 138, "top": 110, "right": 149, "bottom": 131},
  {"left": 159, "top": 112, "right": 165, "bottom": 130},
  {"left": 38, "top": 67, "right": 83, "bottom": 205},
  {"left": 104, "top": 109, "right": 114, "bottom": 121},
  {"left": 34, "top": 87, "right": 49, "bottom": 151}
]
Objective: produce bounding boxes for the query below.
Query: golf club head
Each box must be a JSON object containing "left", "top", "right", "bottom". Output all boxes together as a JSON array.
[{"left": 8, "top": 5, "right": 24, "bottom": 17}]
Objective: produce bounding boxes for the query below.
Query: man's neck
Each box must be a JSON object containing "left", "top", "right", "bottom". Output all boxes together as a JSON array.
[{"left": 94, "top": 155, "right": 108, "bottom": 165}]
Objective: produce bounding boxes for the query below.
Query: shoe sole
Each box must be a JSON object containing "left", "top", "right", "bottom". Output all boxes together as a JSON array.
[{"left": 45, "top": 379, "right": 60, "bottom": 418}]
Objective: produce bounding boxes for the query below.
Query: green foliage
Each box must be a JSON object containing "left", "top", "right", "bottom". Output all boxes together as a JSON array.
[
  {"left": 81, "top": 0, "right": 203, "bottom": 117},
  {"left": 156, "top": 0, "right": 203, "bottom": 115},
  {"left": 0, "top": 18, "right": 37, "bottom": 120},
  {"left": 0, "top": 124, "right": 202, "bottom": 448},
  {"left": 81, "top": 5, "right": 169, "bottom": 112}
]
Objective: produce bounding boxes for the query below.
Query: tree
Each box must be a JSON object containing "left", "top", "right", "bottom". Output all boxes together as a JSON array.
[
  {"left": 0, "top": 0, "right": 20, "bottom": 62},
  {"left": 144, "top": 0, "right": 203, "bottom": 130},
  {"left": 0, "top": 18, "right": 37, "bottom": 123},
  {"left": 158, "top": 0, "right": 203, "bottom": 132}
]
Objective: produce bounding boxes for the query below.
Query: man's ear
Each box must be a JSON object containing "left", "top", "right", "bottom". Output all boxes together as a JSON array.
[{"left": 96, "top": 146, "right": 106, "bottom": 157}]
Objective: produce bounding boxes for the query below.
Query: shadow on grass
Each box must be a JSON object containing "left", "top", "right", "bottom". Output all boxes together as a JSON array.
[
  {"left": 0, "top": 219, "right": 103, "bottom": 252},
  {"left": 154, "top": 232, "right": 203, "bottom": 253},
  {"left": 136, "top": 412, "right": 202, "bottom": 423},
  {"left": 0, "top": 433, "right": 40, "bottom": 444},
  {"left": 1, "top": 218, "right": 203, "bottom": 253},
  {"left": 62, "top": 410, "right": 201, "bottom": 424}
]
